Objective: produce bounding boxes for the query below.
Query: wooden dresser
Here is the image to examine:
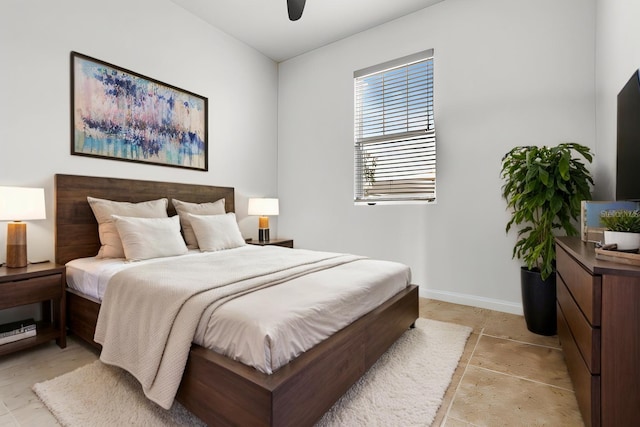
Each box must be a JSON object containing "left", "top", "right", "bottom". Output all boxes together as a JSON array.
[{"left": 555, "top": 237, "right": 640, "bottom": 427}]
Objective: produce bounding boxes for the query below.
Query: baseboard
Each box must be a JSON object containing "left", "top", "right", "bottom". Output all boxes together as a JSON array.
[{"left": 419, "top": 287, "right": 523, "bottom": 315}]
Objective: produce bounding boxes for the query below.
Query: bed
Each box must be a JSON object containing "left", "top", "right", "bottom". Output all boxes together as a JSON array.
[{"left": 54, "top": 173, "right": 419, "bottom": 426}]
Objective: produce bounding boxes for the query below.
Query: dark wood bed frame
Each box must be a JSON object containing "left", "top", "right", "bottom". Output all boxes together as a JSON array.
[{"left": 54, "top": 173, "right": 419, "bottom": 427}]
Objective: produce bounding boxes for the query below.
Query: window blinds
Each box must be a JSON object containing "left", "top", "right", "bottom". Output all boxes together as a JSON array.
[{"left": 354, "top": 50, "right": 435, "bottom": 203}]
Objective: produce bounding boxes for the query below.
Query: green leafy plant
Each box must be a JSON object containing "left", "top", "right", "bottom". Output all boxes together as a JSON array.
[
  {"left": 600, "top": 209, "right": 640, "bottom": 233},
  {"left": 501, "top": 143, "right": 593, "bottom": 279},
  {"left": 364, "top": 152, "right": 377, "bottom": 186}
]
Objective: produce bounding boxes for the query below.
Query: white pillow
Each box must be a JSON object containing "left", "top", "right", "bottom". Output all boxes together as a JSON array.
[
  {"left": 88, "top": 197, "right": 169, "bottom": 258},
  {"left": 111, "top": 215, "right": 188, "bottom": 261},
  {"left": 188, "top": 213, "right": 246, "bottom": 252},
  {"left": 172, "top": 198, "right": 225, "bottom": 249}
]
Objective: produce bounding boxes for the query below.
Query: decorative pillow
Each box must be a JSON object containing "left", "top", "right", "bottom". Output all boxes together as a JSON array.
[
  {"left": 172, "top": 198, "right": 226, "bottom": 249},
  {"left": 188, "top": 212, "right": 246, "bottom": 252},
  {"left": 87, "top": 197, "right": 169, "bottom": 258},
  {"left": 111, "top": 215, "right": 188, "bottom": 261}
]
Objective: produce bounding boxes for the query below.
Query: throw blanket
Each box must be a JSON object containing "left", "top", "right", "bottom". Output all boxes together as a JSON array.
[{"left": 94, "top": 246, "right": 362, "bottom": 409}]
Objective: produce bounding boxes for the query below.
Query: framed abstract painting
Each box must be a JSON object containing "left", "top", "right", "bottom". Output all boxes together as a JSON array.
[{"left": 70, "top": 52, "right": 208, "bottom": 171}]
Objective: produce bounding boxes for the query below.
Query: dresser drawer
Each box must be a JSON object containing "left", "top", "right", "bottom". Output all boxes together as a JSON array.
[
  {"left": 557, "top": 246, "right": 601, "bottom": 326},
  {"left": 0, "top": 274, "right": 62, "bottom": 309},
  {"left": 558, "top": 303, "right": 601, "bottom": 427},
  {"left": 557, "top": 275, "right": 600, "bottom": 373}
]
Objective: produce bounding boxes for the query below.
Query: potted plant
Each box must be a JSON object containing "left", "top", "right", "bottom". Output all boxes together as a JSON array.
[
  {"left": 501, "top": 143, "right": 593, "bottom": 335},
  {"left": 600, "top": 209, "right": 640, "bottom": 251}
]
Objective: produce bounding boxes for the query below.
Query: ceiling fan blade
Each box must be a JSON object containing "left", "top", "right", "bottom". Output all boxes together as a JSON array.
[{"left": 287, "top": 0, "right": 306, "bottom": 21}]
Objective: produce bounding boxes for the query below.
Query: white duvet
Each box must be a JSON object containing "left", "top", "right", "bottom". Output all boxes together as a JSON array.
[{"left": 67, "top": 245, "right": 411, "bottom": 407}]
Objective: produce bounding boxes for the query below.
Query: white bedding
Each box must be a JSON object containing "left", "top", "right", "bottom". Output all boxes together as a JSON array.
[
  {"left": 66, "top": 249, "right": 206, "bottom": 301},
  {"left": 66, "top": 245, "right": 411, "bottom": 375}
]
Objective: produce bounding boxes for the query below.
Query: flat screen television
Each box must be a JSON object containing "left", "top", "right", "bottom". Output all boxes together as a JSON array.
[{"left": 616, "top": 69, "right": 640, "bottom": 201}]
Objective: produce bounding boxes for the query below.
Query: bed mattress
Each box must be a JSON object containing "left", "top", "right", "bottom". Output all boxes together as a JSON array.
[{"left": 66, "top": 245, "right": 411, "bottom": 374}]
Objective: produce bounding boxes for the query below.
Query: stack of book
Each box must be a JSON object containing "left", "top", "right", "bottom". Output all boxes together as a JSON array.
[{"left": 0, "top": 319, "right": 36, "bottom": 345}]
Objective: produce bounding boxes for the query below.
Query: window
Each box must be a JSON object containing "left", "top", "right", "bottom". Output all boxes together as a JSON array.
[{"left": 354, "top": 49, "right": 435, "bottom": 204}]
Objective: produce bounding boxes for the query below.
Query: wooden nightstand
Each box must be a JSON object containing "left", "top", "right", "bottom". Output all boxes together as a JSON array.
[
  {"left": 247, "top": 238, "right": 294, "bottom": 248},
  {"left": 0, "top": 262, "right": 66, "bottom": 356}
]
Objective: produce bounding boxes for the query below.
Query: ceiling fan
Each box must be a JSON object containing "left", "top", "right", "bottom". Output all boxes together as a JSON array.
[{"left": 287, "top": 0, "right": 306, "bottom": 21}]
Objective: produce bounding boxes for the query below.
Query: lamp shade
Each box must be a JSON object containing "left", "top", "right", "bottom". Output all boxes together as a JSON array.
[
  {"left": 0, "top": 187, "right": 46, "bottom": 221},
  {"left": 248, "top": 198, "right": 279, "bottom": 216}
]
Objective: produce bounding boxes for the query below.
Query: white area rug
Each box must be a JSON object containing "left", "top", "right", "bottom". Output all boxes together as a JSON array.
[{"left": 34, "top": 318, "right": 471, "bottom": 426}]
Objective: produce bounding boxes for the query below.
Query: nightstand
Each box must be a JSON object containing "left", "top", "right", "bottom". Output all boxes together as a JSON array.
[
  {"left": 0, "top": 262, "right": 66, "bottom": 356},
  {"left": 247, "top": 238, "right": 294, "bottom": 248}
]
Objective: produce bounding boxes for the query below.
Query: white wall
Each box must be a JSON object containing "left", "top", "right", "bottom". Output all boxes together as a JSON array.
[
  {"left": 0, "top": 0, "right": 601, "bottom": 319},
  {"left": 278, "top": 0, "right": 596, "bottom": 313},
  {"left": 0, "top": 0, "right": 277, "bottom": 322},
  {"left": 594, "top": 0, "right": 640, "bottom": 200},
  {"left": 0, "top": 0, "right": 279, "bottom": 263}
]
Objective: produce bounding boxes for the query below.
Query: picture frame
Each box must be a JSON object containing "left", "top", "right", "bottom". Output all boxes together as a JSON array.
[{"left": 70, "top": 52, "right": 208, "bottom": 171}]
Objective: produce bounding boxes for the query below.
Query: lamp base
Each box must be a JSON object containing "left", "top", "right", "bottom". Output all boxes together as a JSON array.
[
  {"left": 6, "top": 222, "right": 27, "bottom": 268},
  {"left": 258, "top": 228, "right": 270, "bottom": 242}
]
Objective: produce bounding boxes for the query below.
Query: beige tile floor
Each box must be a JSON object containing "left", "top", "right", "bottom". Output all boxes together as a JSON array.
[
  {"left": 423, "top": 299, "right": 585, "bottom": 426},
  {"left": 0, "top": 298, "right": 584, "bottom": 426}
]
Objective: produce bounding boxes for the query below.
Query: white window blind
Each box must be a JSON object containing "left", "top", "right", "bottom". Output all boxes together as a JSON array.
[{"left": 354, "top": 50, "right": 436, "bottom": 204}]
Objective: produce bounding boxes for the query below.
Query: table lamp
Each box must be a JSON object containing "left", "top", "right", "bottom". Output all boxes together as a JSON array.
[
  {"left": 248, "top": 198, "right": 279, "bottom": 242},
  {"left": 0, "top": 186, "right": 46, "bottom": 268}
]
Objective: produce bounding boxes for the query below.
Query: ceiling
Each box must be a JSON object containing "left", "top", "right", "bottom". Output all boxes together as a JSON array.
[{"left": 170, "top": 0, "right": 444, "bottom": 62}]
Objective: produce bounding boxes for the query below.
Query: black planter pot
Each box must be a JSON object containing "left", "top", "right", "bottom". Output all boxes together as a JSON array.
[{"left": 520, "top": 267, "right": 557, "bottom": 336}]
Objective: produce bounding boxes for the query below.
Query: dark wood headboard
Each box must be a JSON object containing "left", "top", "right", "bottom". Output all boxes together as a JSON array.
[{"left": 54, "top": 174, "right": 235, "bottom": 265}]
